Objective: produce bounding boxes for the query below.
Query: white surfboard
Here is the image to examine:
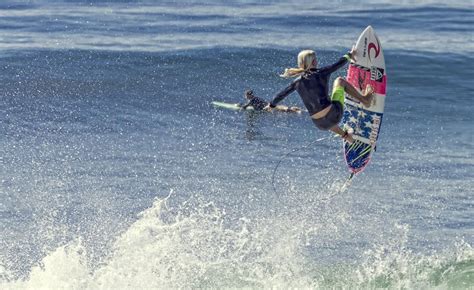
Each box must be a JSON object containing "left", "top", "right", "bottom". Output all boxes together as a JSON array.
[
  {"left": 342, "top": 26, "right": 387, "bottom": 174},
  {"left": 211, "top": 101, "right": 252, "bottom": 111}
]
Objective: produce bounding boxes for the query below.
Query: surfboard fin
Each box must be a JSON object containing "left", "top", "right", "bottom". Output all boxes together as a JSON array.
[{"left": 338, "top": 172, "right": 355, "bottom": 194}]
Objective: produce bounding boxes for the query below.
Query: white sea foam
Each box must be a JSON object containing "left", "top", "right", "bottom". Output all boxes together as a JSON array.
[{"left": 2, "top": 194, "right": 472, "bottom": 289}]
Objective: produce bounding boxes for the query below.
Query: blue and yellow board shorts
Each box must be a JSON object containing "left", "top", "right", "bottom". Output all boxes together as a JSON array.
[{"left": 312, "top": 86, "right": 345, "bottom": 130}]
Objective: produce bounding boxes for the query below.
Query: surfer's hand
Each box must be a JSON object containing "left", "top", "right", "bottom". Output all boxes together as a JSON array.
[
  {"left": 349, "top": 45, "right": 357, "bottom": 61},
  {"left": 263, "top": 104, "right": 273, "bottom": 112}
]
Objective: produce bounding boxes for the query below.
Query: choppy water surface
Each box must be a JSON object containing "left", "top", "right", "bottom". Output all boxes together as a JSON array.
[{"left": 1, "top": 0, "right": 473, "bottom": 288}]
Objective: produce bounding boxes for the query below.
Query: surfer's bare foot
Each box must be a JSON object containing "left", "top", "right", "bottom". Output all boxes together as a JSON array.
[{"left": 362, "top": 85, "right": 374, "bottom": 107}]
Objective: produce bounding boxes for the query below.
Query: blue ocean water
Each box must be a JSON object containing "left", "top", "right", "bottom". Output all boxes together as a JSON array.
[{"left": 1, "top": 0, "right": 473, "bottom": 288}]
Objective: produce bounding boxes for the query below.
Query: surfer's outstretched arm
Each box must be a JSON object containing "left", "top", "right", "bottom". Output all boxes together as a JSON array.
[
  {"left": 240, "top": 101, "right": 251, "bottom": 110},
  {"left": 320, "top": 53, "right": 352, "bottom": 74},
  {"left": 267, "top": 79, "right": 298, "bottom": 109}
]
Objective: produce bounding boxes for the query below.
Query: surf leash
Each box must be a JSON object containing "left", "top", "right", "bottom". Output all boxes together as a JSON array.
[
  {"left": 338, "top": 172, "right": 355, "bottom": 194},
  {"left": 271, "top": 136, "right": 331, "bottom": 196},
  {"left": 271, "top": 135, "right": 359, "bottom": 203}
]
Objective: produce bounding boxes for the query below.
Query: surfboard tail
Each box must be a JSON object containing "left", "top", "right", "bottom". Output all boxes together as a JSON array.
[{"left": 344, "top": 140, "right": 374, "bottom": 173}]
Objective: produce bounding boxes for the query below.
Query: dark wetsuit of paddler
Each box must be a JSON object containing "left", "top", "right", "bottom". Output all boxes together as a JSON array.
[
  {"left": 265, "top": 49, "right": 374, "bottom": 143},
  {"left": 241, "top": 90, "right": 268, "bottom": 111}
]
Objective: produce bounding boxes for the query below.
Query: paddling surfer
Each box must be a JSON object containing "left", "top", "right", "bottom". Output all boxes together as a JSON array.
[{"left": 241, "top": 90, "right": 301, "bottom": 113}]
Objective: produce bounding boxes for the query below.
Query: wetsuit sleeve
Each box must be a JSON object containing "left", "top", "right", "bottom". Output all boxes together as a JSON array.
[
  {"left": 321, "top": 53, "right": 352, "bottom": 74},
  {"left": 269, "top": 79, "right": 298, "bottom": 108}
]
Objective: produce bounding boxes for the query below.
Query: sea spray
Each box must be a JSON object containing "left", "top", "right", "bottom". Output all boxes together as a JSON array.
[
  {"left": 355, "top": 224, "right": 474, "bottom": 288},
  {"left": 2, "top": 194, "right": 473, "bottom": 289},
  {"left": 90, "top": 194, "right": 318, "bottom": 288}
]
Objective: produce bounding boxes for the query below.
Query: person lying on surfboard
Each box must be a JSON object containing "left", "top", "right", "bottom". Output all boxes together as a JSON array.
[
  {"left": 241, "top": 90, "right": 301, "bottom": 113},
  {"left": 263, "top": 48, "right": 373, "bottom": 143}
]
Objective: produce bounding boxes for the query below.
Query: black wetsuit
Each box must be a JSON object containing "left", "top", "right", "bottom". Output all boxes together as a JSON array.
[
  {"left": 269, "top": 54, "right": 351, "bottom": 129},
  {"left": 241, "top": 95, "right": 269, "bottom": 111}
]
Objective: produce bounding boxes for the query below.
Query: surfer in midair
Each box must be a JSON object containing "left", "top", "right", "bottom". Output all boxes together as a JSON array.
[{"left": 264, "top": 48, "right": 373, "bottom": 143}]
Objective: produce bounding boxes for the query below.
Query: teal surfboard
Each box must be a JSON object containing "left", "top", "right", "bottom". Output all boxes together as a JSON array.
[{"left": 211, "top": 101, "right": 254, "bottom": 111}]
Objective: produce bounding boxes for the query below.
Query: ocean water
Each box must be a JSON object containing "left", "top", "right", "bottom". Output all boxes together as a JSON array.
[{"left": 1, "top": 0, "right": 473, "bottom": 288}]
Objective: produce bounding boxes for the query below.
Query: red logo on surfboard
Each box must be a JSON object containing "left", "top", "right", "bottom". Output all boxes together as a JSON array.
[{"left": 368, "top": 37, "right": 380, "bottom": 61}]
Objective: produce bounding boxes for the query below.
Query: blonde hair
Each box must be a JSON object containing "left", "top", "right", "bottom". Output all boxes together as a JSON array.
[{"left": 280, "top": 50, "right": 316, "bottom": 78}]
